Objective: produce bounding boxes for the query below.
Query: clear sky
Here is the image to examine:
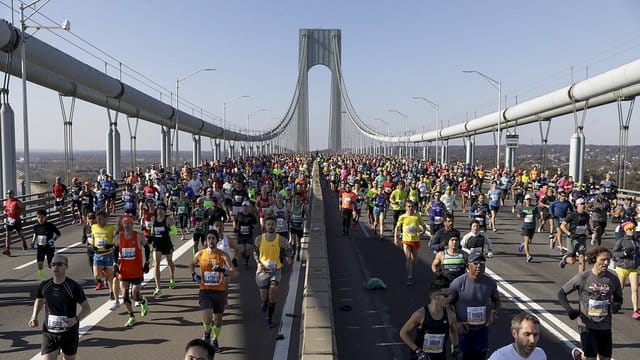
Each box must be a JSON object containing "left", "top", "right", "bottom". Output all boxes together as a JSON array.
[{"left": 3, "top": 0, "right": 640, "bottom": 151}]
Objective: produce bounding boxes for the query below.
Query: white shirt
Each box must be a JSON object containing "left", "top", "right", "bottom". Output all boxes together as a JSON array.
[{"left": 488, "top": 344, "right": 547, "bottom": 360}]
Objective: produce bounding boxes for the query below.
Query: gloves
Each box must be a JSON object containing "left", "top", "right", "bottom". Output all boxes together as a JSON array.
[
  {"left": 568, "top": 308, "right": 580, "bottom": 320},
  {"left": 487, "top": 251, "right": 493, "bottom": 258},
  {"left": 143, "top": 262, "right": 150, "bottom": 274},
  {"left": 212, "top": 265, "right": 226, "bottom": 274},
  {"left": 415, "top": 348, "right": 429, "bottom": 360},
  {"left": 451, "top": 346, "right": 463, "bottom": 360},
  {"left": 48, "top": 239, "right": 56, "bottom": 247},
  {"left": 611, "top": 302, "right": 621, "bottom": 314},
  {"left": 192, "top": 272, "right": 201, "bottom": 282}
]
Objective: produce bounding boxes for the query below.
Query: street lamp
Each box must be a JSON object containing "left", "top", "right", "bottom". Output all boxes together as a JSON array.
[
  {"left": 463, "top": 70, "right": 502, "bottom": 169},
  {"left": 373, "top": 117, "right": 389, "bottom": 136},
  {"left": 388, "top": 109, "right": 409, "bottom": 156},
  {"left": 176, "top": 67, "right": 215, "bottom": 165},
  {"left": 20, "top": 0, "right": 70, "bottom": 194},
  {"left": 247, "top": 108, "right": 267, "bottom": 131},
  {"left": 223, "top": 95, "right": 250, "bottom": 158},
  {"left": 413, "top": 96, "right": 439, "bottom": 163}
]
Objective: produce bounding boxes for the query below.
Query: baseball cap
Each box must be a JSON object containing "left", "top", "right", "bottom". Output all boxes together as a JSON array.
[
  {"left": 156, "top": 203, "right": 167, "bottom": 210},
  {"left": 242, "top": 200, "right": 251, "bottom": 206},
  {"left": 575, "top": 198, "right": 585, "bottom": 205},
  {"left": 524, "top": 194, "right": 533, "bottom": 200},
  {"left": 120, "top": 214, "right": 134, "bottom": 224},
  {"left": 469, "top": 251, "right": 486, "bottom": 264}
]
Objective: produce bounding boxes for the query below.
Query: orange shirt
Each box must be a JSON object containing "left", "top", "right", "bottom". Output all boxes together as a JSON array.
[
  {"left": 198, "top": 250, "right": 226, "bottom": 291},
  {"left": 4, "top": 198, "right": 21, "bottom": 219},
  {"left": 118, "top": 231, "right": 143, "bottom": 280},
  {"left": 341, "top": 191, "right": 357, "bottom": 210}
]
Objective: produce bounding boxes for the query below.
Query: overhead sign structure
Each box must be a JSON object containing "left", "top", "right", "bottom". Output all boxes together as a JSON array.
[{"left": 506, "top": 134, "right": 519, "bottom": 148}]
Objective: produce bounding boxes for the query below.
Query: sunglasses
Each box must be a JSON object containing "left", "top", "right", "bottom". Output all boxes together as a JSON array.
[{"left": 51, "top": 262, "right": 67, "bottom": 267}]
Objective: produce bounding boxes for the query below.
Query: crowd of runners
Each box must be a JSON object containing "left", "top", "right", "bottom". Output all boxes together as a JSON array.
[
  {"left": 322, "top": 155, "right": 639, "bottom": 360},
  {"left": 4, "top": 155, "right": 312, "bottom": 359}
]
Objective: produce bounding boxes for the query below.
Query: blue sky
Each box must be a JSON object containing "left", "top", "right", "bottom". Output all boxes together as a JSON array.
[{"left": 3, "top": 0, "right": 640, "bottom": 151}]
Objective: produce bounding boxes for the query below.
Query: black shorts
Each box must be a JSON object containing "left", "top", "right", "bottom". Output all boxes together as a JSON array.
[
  {"left": 125, "top": 208, "right": 137, "bottom": 218},
  {"left": 5, "top": 218, "right": 23, "bottom": 232},
  {"left": 54, "top": 199, "right": 65, "bottom": 208},
  {"left": 198, "top": 289, "right": 226, "bottom": 314},
  {"left": 521, "top": 227, "right": 535, "bottom": 238},
  {"left": 152, "top": 236, "right": 174, "bottom": 255},
  {"left": 290, "top": 227, "right": 304, "bottom": 238},
  {"left": 37, "top": 245, "right": 55, "bottom": 264},
  {"left": 178, "top": 214, "right": 189, "bottom": 228},
  {"left": 71, "top": 200, "right": 82, "bottom": 209},
  {"left": 42, "top": 329, "right": 79, "bottom": 356},
  {"left": 580, "top": 326, "right": 612, "bottom": 358},
  {"left": 237, "top": 234, "right": 254, "bottom": 245},
  {"left": 592, "top": 221, "right": 607, "bottom": 232},
  {"left": 119, "top": 277, "right": 143, "bottom": 285},
  {"left": 489, "top": 205, "right": 500, "bottom": 212},
  {"left": 82, "top": 205, "right": 93, "bottom": 214},
  {"left": 193, "top": 233, "right": 205, "bottom": 245}
]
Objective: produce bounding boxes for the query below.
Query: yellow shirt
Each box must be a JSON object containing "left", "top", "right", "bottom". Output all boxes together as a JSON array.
[
  {"left": 397, "top": 213, "right": 424, "bottom": 242},
  {"left": 91, "top": 223, "right": 116, "bottom": 254},
  {"left": 258, "top": 233, "right": 283, "bottom": 271},
  {"left": 389, "top": 189, "right": 408, "bottom": 211}
]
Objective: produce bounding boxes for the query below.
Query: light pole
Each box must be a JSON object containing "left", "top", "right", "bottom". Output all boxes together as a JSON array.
[
  {"left": 247, "top": 108, "right": 267, "bottom": 131},
  {"left": 20, "top": 0, "right": 70, "bottom": 194},
  {"left": 413, "top": 96, "right": 439, "bottom": 163},
  {"left": 223, "top": 95, "right": 250, "bottom": 158},
  {"left": 176, "top": 67, "right": 215, "bottom": 166},
  {"left": 388, "top": 109, "right": 408, "bottom": 156},
  {"left": 463, "top": 70, "right": 502, "bottom": 169}
]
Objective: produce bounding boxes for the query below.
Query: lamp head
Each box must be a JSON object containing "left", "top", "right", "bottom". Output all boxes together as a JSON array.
[{"left": 61, "top": 19, "right": 71, "bottom": 31}]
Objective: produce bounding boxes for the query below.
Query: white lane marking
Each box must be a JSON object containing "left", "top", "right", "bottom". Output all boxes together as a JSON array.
[
  {"left": 14, "top": 241, "right": 83, "bottom": 270},
  {"left": 272, "top": 243, "right": 303, "bottom": 360},
  {"left": 358, "top": 221, "right": 371, "bottom": 238},
  {"left": 29, "top": 238, "right": 194, "bottom": 360}
]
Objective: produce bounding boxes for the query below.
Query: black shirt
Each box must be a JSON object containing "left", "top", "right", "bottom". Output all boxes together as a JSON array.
[{"left": 37, "top": 277, "right": 87, "bottom": 333}]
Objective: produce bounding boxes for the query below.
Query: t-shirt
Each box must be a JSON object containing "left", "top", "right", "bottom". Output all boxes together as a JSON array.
[
  {"left": 488, "top": 344, "right": 547, "bottom": 360},
  {"left": 561, "top": 270, "right": 622, "bottom": 330},
  {"left": 449, "top": 274, "right": 499, "bottom": 329},
  {"left": 36, "top": 277, "right": 87, "bottom": 334},
  {"left": 396, "top": 213, "right": 424, "bottom": 242}
]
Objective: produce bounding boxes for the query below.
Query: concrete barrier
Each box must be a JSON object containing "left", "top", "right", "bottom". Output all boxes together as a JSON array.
[{"left": 300, "top": 161, "right": 337, "bottom": 359}]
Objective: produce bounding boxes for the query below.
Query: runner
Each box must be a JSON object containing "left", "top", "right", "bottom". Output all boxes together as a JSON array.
[
  {"left": 183, "top": 338, "right": 215, "bottom": 360},
  {"left": 289, "top": 194, "right": 306, "bottom": 261},
  {"left": 253, "top": 215, "right": 293, "bottom": 328},
  {"left": 394, "top": 200, "right": 426, "bottom": 286},
  {"left": 389, "top": 182, "right": 408, "bottom": 229},
  {"left": 191, "top": 197, "right": 208, "bottom": 254},
  {"left": 426, "top": 192, "right": 447, "bottom": 236},
  {"left": 431, "top": 235, "right": 467, "bottom": 287},
  {"left": 52, "top": 176, "right": 68, "bottom": 223},
  {"left": 612, "top": 222, "right": 640, "bottom": 319},
  {"left": 32, "top": 210, "right": 62, "bottom": 281},
  {"left": 488, "top": 312, "right": 547, "bottom": 359},
  {"left": 559, "top": 198, "right": 592, "bottom": 272},
  {"left": 176, "top": 190, "right": 191, "bottom": 241},
  {"left": 517, "top": 194, "right": 540, "bottom": 262},
  {"left": 557, "top": 246, "right": 623, "bottom": 360},
  {"left": 114, "top": 214, "right": 150, "bottom": 327},
  {"left": 448, "top": 252, "right": 501, "bottom": 360},
  {"left": 150, "top": 203, "right": 176, "bottom": 296},
  {"left": 588, "top": 191, "right": 610, "bottom": 247},
  {"left": 69, "top": 177, "right": 83, "bottom": 224},
  {"left": 80, "top": 181, "right": 95, "bottom": 225},
  {"left": 235, "top": 201, "right": 259, "bottom": 268},
  {"left": 429, "top": 214, "right": 461, "bottom": 254},
  {"left": 338, "top": 183, "right": 357, "bottom": 236},
  {"left": 487, "top": 181, "right": 502, "bottom": 232},
  {"left": 28, "top": 255, "right": 91, "bottom": 360},
  {"left": 371, "top": 185, "right": 387, "bottom": 239},
  {"left": 3, "top": 189, "right": 29, "bottom": 255},
  {"left": 460, "top": 220, "right": 493, "bottom": 258},
  {"left": 90, "top": 210, "right": 119, "bottom": 309},
  {"left": 550, "top": 191, "right": 574, "bottom": 251},
  {"left": 399, "top": 276, "right": 462, "bottom": 360}
]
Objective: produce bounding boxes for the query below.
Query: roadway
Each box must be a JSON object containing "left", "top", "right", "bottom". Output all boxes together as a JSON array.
[
  {"left": 0, "top": 215, "right": 304, "bottom": 360},
  {"left": 323, "top": 187, "right": 640, "bottom": 359}
]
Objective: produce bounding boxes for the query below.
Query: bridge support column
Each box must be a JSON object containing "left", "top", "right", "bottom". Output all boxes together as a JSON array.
[
  {"left": 161, "top": 127, "right": 172, "bottom": 169},
  {"left": 1, "top": 102, "right": 16, "bottom": 194},
  {"left": 505, "top": 146, "right": 516, "bottom": 171},
  {"left": 192, "top": 135, "right": 201, "bottom": 166},
  {"left": 214, "top": 141, "right": 221, "bottom": 163},
  {"left": 465, "top": 137, "right": 475, "bottom": 166},
  {"left": 569, "top": 131, "right": 585, "bottom": 184},
  {"left": 440, "top": 141, "right": 448, "bottom": 164}
]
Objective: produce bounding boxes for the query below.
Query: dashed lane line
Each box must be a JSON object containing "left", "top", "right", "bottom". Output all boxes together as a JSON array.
[{"left": 14, "top": 242, "right": 83, "bottom": 270}]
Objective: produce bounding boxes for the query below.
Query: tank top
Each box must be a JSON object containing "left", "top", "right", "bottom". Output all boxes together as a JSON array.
[
  {"left": 414, "top": 307, "right": 450, "bottom": 355},
  {"left": 199, "top": 250, "right": 226, "bottom": 291},
  {"left": 290, "top": 202, "right": 304, "bottom": 228},
  {"left": 442, "top": 250, "right": 466, "bottom": 282},
  {"left": 258, "top": 233, "right": 282, "bottom": 272},
  {"left": 152, "top": 217, "right": 169, "bottom": 240},
  {"left": 91, "top": 224, "right": 116, "bottom": 255},
  {"left": 272, "top": 204, "right": 289, "bottom": 233},
  {"left": 118, "top": 231, "right": 143, "bottom": 279}
]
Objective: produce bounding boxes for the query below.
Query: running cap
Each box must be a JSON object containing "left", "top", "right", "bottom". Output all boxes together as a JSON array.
[
  {"left": 120, "top": 214, "right": 134, "bottom": 224},
  {"left": 156, "top": 203, "right": 167, "bottom": 210},
  {"left": 622, "top": 221, "right": 636, "bottom": 231},
  {"left": 468, "top": 251, "right": 486, "bottom": 264},
  {"left": 575, "top": 198, "right": 585, "bottom": 205},
  {"left": 242, "top": 200, "right": 251, "bottom": 206}
]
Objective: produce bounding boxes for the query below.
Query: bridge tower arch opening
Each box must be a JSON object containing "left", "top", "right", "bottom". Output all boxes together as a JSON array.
[{"left": 296, "top": 29, "right": 342, "bottom": 152}]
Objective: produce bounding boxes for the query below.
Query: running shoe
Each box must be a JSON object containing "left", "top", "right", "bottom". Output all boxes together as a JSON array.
[
  {"left": 153, "top": 287, "right": 162, "bottom": 296},
  {"left": 109, "top": 301, "right": 119, "bottom": 311},
  {"left": 203, "top": 331, "right": 211, "bottom": 344},
  {"left": 212, "top": 338, "right": 220, "bottom": 352},
  {"left": 110, "top": 292, "right": 115, "bottom": 300},
  {"left": 559, "top": 255, "right": 568, "bottom": 269},
  {"left": 95, "top": 282, "right": 105, "bottom": 291},
  {"left": 526, "top": 255, "right": 533, "bottom": 263},
  {"left": 518, "top": 243, "right": 525, "bottom": 253},
  {"left": 260, "top": 301, "right": 268, "bottom": 313},
  {"left": 266, "top": 317, "right": 274, "bottom": 329},
  {"left": 22, "top": 243, "right": 28, "bottom": 251},
  {"left": 632, "top": 310, "right": 640, "bottom": 320},
  {"left": 134, "top": 301, "right": 141, "bottom": 307},
  {"left": 537, "top": 226, "right": 542, "bottom": 233},
  {"left": 571, "top": 347, "right": 584, "bottom": 360},
  {"left": 2, "top": 250, "right": 10, "bottom": 256},
  {"left": 141, "top": 300, "right": 149, "bottom": 317},
  {"left": 125, "top": 315, "right": 136, "bottom": 327},
  {"left": 590, "top": 238, "right": 596, "bottom": 246},
  {"left": 169, "top": 277, "right": 176, "bottom": 289},
  {"left": 549, "top": 237, "right": 556, "bottom": 250},
  {"left": 31, "top": 239, "right": 36, "bottom": 249}
]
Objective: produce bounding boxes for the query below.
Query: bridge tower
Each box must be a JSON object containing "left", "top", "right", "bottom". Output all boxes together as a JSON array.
[{"left": 296, "top": 29, "right": 342, "bottom": 152}]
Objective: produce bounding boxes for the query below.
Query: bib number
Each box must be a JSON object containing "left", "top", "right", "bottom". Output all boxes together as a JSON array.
[
  {"left": 121, "top": 247, "right": 136, "bottom": 260},
  {"left": 240, "top": 225, "right": 250, "bottom": 235},
  {"left": 5, "top": 217, "right": 16, "bottom": 225},
  {"left": 588, "top": 299, "right": 609, "bottom": 317},
  {"left": 405, "top": 225, "right": 417, "bottom": 235},
  {"left": 466, "top": 306, "right": 486, "bottom": 325},
  {"left": 434, "top": 216, "right": 443, "bottom": 224},
  {"left": 422, "top": 333, "right": 445, "bottom": 353},
  {"left": 37, "top": 235, "right": 48, "bottom": 246},
  {"left": 203, "top": 271, "right": 222, "bottom": 286},
  {"left": 178, "top": 206, "right": 186, "bottom": 214},
  {"left": 524, "top": 214, "right": 534, "bottom": 223},
  {"left": 575, "top": 225, "right": 587, "bottom": 235},
  {"left": 95, "top": 237, "right": 107, "bottom": 249},
  {"left": 264, "top": 260, "right": 277, "bottom": 272},
  {"left": 47, "top": 315, "right": 69, "bottom": 333}
]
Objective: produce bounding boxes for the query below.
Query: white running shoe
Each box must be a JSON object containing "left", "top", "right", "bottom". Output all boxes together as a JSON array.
[{"left": 109, "top": 301, "right": 119, "bottom": 311}]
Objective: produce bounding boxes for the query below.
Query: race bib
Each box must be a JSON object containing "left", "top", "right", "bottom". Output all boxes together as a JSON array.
[
  {"left": 121, "top": 247, "right": 136, "bottom": 260},
  {"left": 37, "top": 235, "right": 48, "bottom": 246},
  {"left": 177, "top": 206, "right": 187, "bottom": 214},
  {"left": 264, "top": 260, "right": 277, "bottom": 272},
  {"left": 422, "top": 333, "right": 445, "bottom": 353},
  {"left": 524, "top": 214, "right": 534, "bottom": 223},
  {"left": 72, "top": 195, "right": 79, "bottom": 201},
  {"left": 171, "top": 196, "right": 178, "bottom": 202},
  {"left": 575, "top": 225, "right": 587, "bottom": 235},
  {"left": 5, "top": 217, "right": 16, "bottom": 225},
  {"left": 466, "top": 306, "right": 486, "bottom": 325},
  {"left": 490, "top": 195, "right": 499, "bottom": 201},
  {"left": 344, "top": 198, "right": 352, "bottom": 204},
  {"left": 145, "top": 221, "right": 153, "bottom": 230},
  {"left": 475, "top": 216, "right": 485, "bottom": 223},
  {"left": 234, "top": 195, "right": 243, "bottom": 202},
  {"left": 154, "top": 226, "right": 165, "bottom": 235},
  {"left": 195, "top": 221, "right": 204, "bottom": 230},
  {"left": 47, "top": 315, "right": 69, "bottom": 333},
  {"left": 434, "top": 216, "right": 443, "bottom": 224},
  {"left": 82, "top": 198, "right": 90, "bottom": 204},
  {"left": 588, "top": 299, "right": 609, "bottom": 317},
  {"left": 276, "top": 218, "right": 285, "bottom": 229},
  {"left": 95, "top": 237, "right": 107, "bottom": 249},
  {"left": 291, "top": 214, "right": 303, "bottom": 223},
  {"left": 203, "top": 271, "right": 222, "bottom": 286},
  {"left": 261, "top": 208, "right": 270, "bottom": 215},
  {"left": 397, "top": 200, "right": 405, "bottom": 206},
  {"left": 56, "top": 197, "right": 64, "bottom": 202},
  {"left": 405, "top": 225, "right": 417, "bottom": 235},
  {"left": 240, "top": 225, "right": 250, "bottom": 235}
]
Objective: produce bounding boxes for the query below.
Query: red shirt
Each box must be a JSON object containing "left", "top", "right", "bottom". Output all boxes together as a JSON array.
[
  {"left": 118, "top": 231, "right": 143, "bottom": 280},
  {"left": 4, "top": 198, "right": 22, "bottom": 218}
]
